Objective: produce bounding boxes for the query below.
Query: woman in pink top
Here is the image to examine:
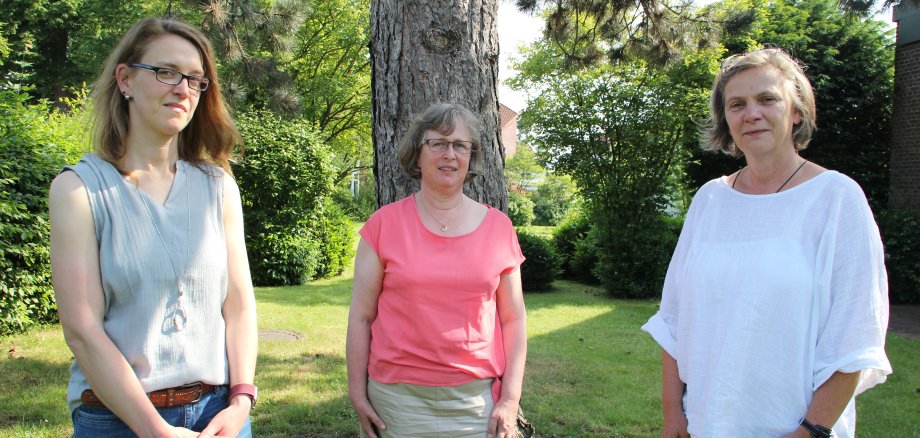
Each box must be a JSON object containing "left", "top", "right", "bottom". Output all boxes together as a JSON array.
[{"left": 346, "top": 103, "right": 527, "bottom": 437}]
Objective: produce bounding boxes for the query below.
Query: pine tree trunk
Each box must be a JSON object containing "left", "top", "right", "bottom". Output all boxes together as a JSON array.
[{"left": 370, "top": 0, "right": 508, "bottom": 211}]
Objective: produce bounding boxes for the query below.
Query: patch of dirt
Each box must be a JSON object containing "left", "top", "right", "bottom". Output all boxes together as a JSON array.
[{"left": 889, "top": 305, "right": 920, "bottom": 340}]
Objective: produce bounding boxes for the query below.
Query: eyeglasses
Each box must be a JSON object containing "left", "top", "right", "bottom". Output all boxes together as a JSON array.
[
  {"left": 129, "top": 63, "right": 210, "bottom": 91},
  {"left": 423, "top": 139, "right": 475, "bottom": 155}
]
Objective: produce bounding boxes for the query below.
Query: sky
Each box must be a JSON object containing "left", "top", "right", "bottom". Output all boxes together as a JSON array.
[
  {"left": 496, "top": 1, "right": 543, "bottom": 113},
  {"left": 495, "top": 1, "right": 897, "bottom": 114}
]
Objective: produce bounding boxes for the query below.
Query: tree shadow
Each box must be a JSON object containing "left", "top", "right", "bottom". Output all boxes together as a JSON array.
[
  {"left": 522, "top": 305, "right": 663, "bottom": 438},
  {"left": 252, "top": 351, "right": 359, "bottom": 437},
  {"left": 523, "top": 279, "right": 660, "bottom": 312}
]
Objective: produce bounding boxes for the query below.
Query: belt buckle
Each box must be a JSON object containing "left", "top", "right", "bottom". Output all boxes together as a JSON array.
[{"left": 182, "top": 382, "right": 204, "bottom": 403}]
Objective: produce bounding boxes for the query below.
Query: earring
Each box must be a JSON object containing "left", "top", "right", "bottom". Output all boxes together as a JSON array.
[{"left": 123, "top": 94, "right": 132, "bottom": 101}]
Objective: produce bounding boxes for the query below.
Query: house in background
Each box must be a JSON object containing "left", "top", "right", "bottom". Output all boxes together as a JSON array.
[
  {"left": 499, "top": 103, "right": 519, "bottom": 157},
  {"left": 891, "top": 1, "right": 920, "bottom": 214}
]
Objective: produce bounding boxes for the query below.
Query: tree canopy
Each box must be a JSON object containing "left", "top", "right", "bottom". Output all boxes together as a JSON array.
[
  {"left": 519, "top": 51, "right": 717, "bottom": 295},
  {"left": 286, "top": 0, "right": 372, "bottom": 184}
]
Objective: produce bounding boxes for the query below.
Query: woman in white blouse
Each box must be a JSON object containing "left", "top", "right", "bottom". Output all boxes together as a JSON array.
[{"left": 642, "top": 47, "right": 891, "bottom": 438}]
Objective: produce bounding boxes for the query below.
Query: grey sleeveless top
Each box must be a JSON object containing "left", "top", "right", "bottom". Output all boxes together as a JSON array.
[{"left": 64, "top": 153, "right": 229, "bottom": 412}]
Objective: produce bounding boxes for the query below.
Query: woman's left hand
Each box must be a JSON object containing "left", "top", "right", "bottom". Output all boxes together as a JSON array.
[
  {"left": 199, "top": 396, "right": 252, "bottom": 438},
  {"left": 487, "top": 398, "right": 519, "bottom": 438}
]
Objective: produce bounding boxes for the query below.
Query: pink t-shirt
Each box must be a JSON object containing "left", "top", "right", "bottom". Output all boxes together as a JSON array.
[{"left": 359, "top": 195, "right": 525, "bottom": 402}]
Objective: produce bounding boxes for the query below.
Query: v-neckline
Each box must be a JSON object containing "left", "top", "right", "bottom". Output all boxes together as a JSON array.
[
  {"left": 132, "top": 160, "right": 185, "bottom": 208},
  {"left": 127, "top": 161, "right": 184, "bottom": 208}
]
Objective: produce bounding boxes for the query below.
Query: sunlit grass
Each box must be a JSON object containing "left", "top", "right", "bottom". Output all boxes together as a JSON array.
[{"left": 517, "top": 225, "right": 556, "bottom": 239}]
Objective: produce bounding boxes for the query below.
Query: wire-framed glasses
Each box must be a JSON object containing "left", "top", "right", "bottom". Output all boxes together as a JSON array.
[
  {"left": 130, "top": 63, "right": 210, "bottom": 91},
  {"left": 423, "top": 139, "right": 475, "bottom": 155}
]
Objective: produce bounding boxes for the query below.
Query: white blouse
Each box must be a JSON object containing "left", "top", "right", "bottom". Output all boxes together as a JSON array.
[{"left": 642, "top": 171, "right": 891, "bottom": 438}]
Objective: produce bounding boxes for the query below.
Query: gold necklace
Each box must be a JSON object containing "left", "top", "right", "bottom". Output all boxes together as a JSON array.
[{"left": 419, "top": 193, "right": 464, "bottom": 232}]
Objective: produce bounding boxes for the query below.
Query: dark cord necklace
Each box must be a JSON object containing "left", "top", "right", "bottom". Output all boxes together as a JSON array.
[{"left": 733, "top": 159, "right": 809, "bottom": 193}]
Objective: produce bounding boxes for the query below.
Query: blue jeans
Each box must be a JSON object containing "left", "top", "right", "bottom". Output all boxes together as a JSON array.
[{"left": 71, "top": 385, "right": 252, "bottom": 438}]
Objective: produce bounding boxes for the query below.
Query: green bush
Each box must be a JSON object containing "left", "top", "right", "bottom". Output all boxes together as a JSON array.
[
  {"left": 311, "top": 199, "right": 356, "bottom": 280},
  {"left": 877, "top": 208, "right": 920, "bottom": 304},
  {"left": 553, "top": 213, "right": 597, "bottom": 283},
  {"left": 593, "top": 214, "right": 683, "bottom": 299},
  {"left": 508, "top": 191, "right": 535, "bottom": 226},
  {"left": 248, "top": 229, "right": 319, "bottom": 286},
  {"left": 570, "top": 232, "right": 601, "bottom": 285},
  {"left": 517, "top": 229, "right": 562, "bottom": 292},
  {"left": 0, "top": 88, "right": 67, "bottom": 335},
  {"left": 332, "top": 185, "right": 377, "bottom": 222},
  {"left": 233, "top": 110, "right": 332, "bottom": 286}
]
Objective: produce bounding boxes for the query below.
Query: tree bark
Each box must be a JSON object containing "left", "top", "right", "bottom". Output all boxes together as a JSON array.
[{"left": 370, "top": 0, "right": 508, "bottom": 211}]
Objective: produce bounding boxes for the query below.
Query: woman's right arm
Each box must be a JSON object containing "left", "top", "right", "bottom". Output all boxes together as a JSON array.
[
  {"left": 345, "top": 238, "right": 387, "bottom": 438},
  {"left": 661, "top": 349, "right": 689, "bottom": 438},
  {"left": 49, "top": 172, "right": 196, "bottom": 438}
]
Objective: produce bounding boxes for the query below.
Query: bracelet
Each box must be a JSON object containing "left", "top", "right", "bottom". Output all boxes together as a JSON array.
[
  {"left": 229, "top": 383, "right": 258, "bottom": 408},
  {"left": 799, "top": 418, "right": 833, "bottom": 438}
]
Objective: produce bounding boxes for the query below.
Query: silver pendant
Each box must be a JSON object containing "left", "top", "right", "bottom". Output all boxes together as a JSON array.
[
  {"left": 173, "top": 283, "right": 188, "bottom": 331},
  {"left": 440, "top": 225, "right": 448, "bottom": 232},
  {"left": 172, "top": 308, "right": 188, "bottom": 331}
]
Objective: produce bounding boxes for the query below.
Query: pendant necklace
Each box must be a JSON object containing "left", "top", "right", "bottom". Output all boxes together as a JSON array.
[
  {"left": 132, "top": 163, "right": 191, "bottom": 332},
  {"left": 733, "top": 159, "right": 809, "bottom": 193},
  {"left": 419, "top": 193, "right": 464, "bottom": 232}
]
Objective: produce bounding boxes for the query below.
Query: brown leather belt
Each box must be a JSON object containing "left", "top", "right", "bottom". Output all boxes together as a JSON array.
[{"left": 81, "top": 382, "right": 217, "bottom": 409}]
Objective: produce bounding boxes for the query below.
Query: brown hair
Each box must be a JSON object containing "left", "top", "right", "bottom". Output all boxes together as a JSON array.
[
  {"left": 397, "top": 103, "right": 483, "bottom": 182},
  {"left": 701, "top": 47, "right": 816, "bottom": 157},
  {"left": 91, "top": 18, "right": 241, "bottom": 173}
]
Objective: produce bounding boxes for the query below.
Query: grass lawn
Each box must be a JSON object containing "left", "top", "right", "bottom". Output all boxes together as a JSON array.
[
  {"left": 517, "top": 225, "right": 556, "bottom": 239},
  {"left": 2, "top": 266, "right": 918, "bottom": 437}
]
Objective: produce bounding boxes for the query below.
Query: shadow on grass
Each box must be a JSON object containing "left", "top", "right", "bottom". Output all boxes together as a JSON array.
[
  {"left": 252, "top": 351, "right": 359, "bottom": 437},
  {"left": 0, "top": 356, "right": 70, "bottom": 433},
  {"left": 523, "top": 279, "right": 660, "bottom": 313},
  {"left": 522, "top": 302, "right": 663, "bottom": 438}
]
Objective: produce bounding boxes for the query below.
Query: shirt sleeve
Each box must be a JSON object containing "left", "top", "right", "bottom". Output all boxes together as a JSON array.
[
  {"left": 812, "top": 178, "right": 891, "bottom": 394},
  {"left": 359, "top": 207, "right": 384, "bottom": 258},
  {"left": 501, "top": 215, "right": 526, "bottom": 275}
]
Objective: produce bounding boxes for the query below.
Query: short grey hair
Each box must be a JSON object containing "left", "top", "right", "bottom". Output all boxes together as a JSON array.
[
  {"left": 397, "top": 102, "right": 483, "bottom": 182},
  {"left": 701, "top": 47, "right": 817, "bottom": 157}
]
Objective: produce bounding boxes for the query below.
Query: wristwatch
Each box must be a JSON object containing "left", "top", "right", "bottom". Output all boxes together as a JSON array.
[
  {"left": 800, "top": 418, "right": 834, "bottom": 438},
  {"left": 229, "top": 383, "right": 258, "bottom": 408}
]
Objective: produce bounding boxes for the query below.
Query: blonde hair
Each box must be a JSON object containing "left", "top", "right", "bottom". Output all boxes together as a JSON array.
[
  {"left": 91, "top": 18, "right": 241, "bottom": 173},
  {"left": 701, "top": 47, "right": 816, "bottom": 157},
  {"left": 397, "top": 103, "right": 482, "bottom": 182}
]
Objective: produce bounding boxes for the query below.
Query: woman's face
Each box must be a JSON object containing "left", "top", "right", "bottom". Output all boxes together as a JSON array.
[
  {"left": 723, "top": 66, "right": 801, "bottom": 160},
  {"left": 417, "top": 117, "right": 472, "bottom": 192},
  {"left": 117, "top": 34, "right": 204, "bottom": 139}
]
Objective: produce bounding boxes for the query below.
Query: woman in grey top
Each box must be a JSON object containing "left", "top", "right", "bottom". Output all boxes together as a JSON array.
[{"left": 49, "top": 18, "right": 258, "bottom": 438}]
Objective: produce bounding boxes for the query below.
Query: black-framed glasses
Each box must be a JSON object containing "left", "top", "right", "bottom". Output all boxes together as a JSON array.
[
  {"left": 423, "top": 138, "right": 475, "bottom": 155},
  {"left": 129, "top": 63, "right": 210, "bottom": 91}
]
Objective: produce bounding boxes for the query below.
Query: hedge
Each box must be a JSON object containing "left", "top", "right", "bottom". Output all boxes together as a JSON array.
[
  {"left": 0, "top": 89, "right": 68, "bottom": 334},
  {"left": 877, "top": 208, "right": 920, "bottom": 304},
  {"left": 517, "top": 229, "right": 562, "bottom": 292}
]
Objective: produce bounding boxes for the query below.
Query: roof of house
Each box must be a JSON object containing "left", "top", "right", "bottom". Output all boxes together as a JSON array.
[{"left": 499, "top": 103, "right": 518, "bottom": 128}]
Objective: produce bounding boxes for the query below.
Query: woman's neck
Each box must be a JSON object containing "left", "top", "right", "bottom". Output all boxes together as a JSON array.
[
  {"left": 418, "top": 186, "right": 464, "bottom": 210},
  {"left": 739, "top": 150, "right": 803, "bottom": 194},
  {"left": 122, "top": 134, "right": 179, "bottom": 175}
]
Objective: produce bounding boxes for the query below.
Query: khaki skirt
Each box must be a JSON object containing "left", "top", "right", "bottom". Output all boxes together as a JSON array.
[{"left": 364, "top": 378, "right": 494, "bottom": 438}]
